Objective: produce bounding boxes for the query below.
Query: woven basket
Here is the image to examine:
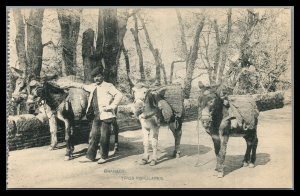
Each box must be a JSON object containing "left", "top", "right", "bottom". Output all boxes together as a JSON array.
[{"left": 152, "top": 84, "right": 184, "bottom": 117}]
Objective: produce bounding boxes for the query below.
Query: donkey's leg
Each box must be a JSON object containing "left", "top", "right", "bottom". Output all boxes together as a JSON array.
[
  {"left": 150, "top": 126, "right": 159, "bottom": 166},
  {"left": 211, "top": 134, "right": 221, "bottom": 174},
  {"left": 48, "top": 114, "right": 58, "bottom": 150},
  {"left": 43, "top": 104, "right": 58, "bottom": 150},
  {"left": 140, "top": 127, "right": 150, "bottom": 165},
  {"left": 216, "top": 120, "right": 230, "bottom": 178},
  {"left": 249, "top": 132, "right": 258, "bottom": 168},
  {"left": 217, "top": 134, "right": 229, "bottom": 178},
  {"left": 112, "top": 119, "right": 119, "bottom": 152},
  {"left": 169, "top": 117, "right": 183, "bottom": 158},
  {"left": 139, "top": 118, "right": 150, "bottom": 165},
  {"left": 57, "top": 112, "right": 72, "bottom": 161},
  {"left": 69, "top": 118, "right": 75, "bottom": 154},
  {"left": 243, "top": 133, "right": 253, "bottom": 167}
]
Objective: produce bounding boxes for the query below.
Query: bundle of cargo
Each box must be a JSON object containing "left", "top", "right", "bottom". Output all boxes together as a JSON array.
[
  {"left": 227, "top": 95, "right": 259, "bottom": 130},
  {"left": 46, "top": 75, "right": 89, "bottom": 119},
  {"left": 149, "top": 84, "right": 185, "bottom": 119},
  {"left": 251, "top": 91, "right": 285, "bottom": 112}
]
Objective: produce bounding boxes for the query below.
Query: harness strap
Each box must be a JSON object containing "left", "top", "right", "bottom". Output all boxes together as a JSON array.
[
  {"left": 141, "top": 111, "right": 156, "bottom": 119},
  {"left": 41, "top": 96, "right": 69, "bottom": 120}
]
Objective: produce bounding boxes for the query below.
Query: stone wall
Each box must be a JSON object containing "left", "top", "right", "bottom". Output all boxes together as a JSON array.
[{"left": 7, "top": 99, "right": 199, "bottom": 151}]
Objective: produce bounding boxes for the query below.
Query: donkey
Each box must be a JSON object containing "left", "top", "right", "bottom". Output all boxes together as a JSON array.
[
  {"left": 198, "top": 84, "right": 259, "bottom": 177},
  {"left": 27, "top": 76, "right": 119, "bottom": 160},
  {"left": 9, "top": 67, "right": 34, "bottom": 115},
  {"left": 131, "top": 84, "right": 184, "bottom": 166}
]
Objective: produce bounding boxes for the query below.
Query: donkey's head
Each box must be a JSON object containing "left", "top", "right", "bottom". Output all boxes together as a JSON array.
[
  {"left": 26, "top": 74, "right": 59, "bottom": 104},
  {"left": 10, "top": 67, "right": 27, "bottom": 104},
  {"left": 198, "top": 83, "right": 232, "bottom": 131},
  {"left": 132, "top": 83, "right": 149, "bottom": 103}
]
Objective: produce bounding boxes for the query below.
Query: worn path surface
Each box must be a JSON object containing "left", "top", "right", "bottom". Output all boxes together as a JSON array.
[{"left": 7, "top": 105, "right": 293, "bottom": 189}]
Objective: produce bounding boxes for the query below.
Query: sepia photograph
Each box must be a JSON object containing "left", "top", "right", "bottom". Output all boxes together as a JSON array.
[{"left": 6, "top": 7, "right": 293, "bottom": 189}]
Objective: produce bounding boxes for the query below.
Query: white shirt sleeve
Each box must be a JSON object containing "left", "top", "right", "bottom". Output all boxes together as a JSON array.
[
  {"left": 81, "top": 83, "right": 97, "bottom": 92},
  {"left": 108, "top": 84, "right": 123, "bottom": 108}
]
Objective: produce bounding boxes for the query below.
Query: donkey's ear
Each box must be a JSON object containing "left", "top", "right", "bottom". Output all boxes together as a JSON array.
[
  {"left": 131, "top": 87, "right": 136, "bottom": 96},
  {"left": 29, "top": 80, "right": 39, "bottom": 87},
  {"left": 156, "top": 87, "right": 167, "bottom": 97},
  {"left": 10, "top": 67, "right": 24, "bottom": 78},
  {"left": 42, "top": 74, "right": 58, "bottom": 81}
]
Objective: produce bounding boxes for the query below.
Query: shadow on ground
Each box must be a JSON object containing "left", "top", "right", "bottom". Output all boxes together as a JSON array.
[
  {"left": 71, "top": 134, "right": 144, "bottom": 162},
  {"left": 223, "top": 153, "right": 271, "bottom": 176},
  {"left": 156, "top": 144, "right": 212, "bottom": 165}
]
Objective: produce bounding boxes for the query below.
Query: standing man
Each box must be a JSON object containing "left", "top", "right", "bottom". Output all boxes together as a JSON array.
[{"left": 68, "top": 66, "right": 123, "bottom": 164}]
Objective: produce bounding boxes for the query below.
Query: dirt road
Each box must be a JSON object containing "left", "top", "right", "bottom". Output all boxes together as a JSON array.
[{"left": 7, "top": 105, "right": 293, "bottom": 189}]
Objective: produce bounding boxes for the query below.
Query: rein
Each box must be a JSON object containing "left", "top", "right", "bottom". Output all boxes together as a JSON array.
[{"left": 135, "top": 98, "right": 157, "bottom": 119}]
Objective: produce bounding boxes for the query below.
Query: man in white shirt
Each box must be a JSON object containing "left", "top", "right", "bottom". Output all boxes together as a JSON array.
[{"left": 69, "top": 66, "right": 123, "bottom": 164}]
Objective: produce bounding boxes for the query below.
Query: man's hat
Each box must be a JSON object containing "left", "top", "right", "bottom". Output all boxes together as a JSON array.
[{"left": 91, "top": 66, "right": 104, "bottom": 77}]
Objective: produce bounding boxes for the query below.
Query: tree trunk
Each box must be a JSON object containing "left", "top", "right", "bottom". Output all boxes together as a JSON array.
[
  {"left": 130, "top": 14, "right": 145, "bottom": 81},
  {"left": 161, "top": 63, "right": 168, "bottom": 85},
  {"left": 239, "top": 9, "right": 259, "bottom": 68},
  {"left": 101, "top": 9, "right": 120, "bottom": 85},
  {"left": 95, "top": 9, "right": 130, "bottom": 85},
  {"left": 138, "top": 13, "right": 162, "bottom": 85},
  {"left": 115, "top": 10, "right": 130, "bottom": 67},
  {"left": 57, "top": 9, "right": 82, "bottom": 76},
  {"left": 122, "top": 42, "right": 130, "bottom": 77},
  {"left": 183, "top": 17, "right": 205, "bottom": 99},
  {"left": 175, "top": 9, "right": 188, "bottom": 58},
  {"left": 122, "top": 42, "right": 134, "bottom": 91},
  {"left": 96, "top": 9, "right": 104, "bottom": 63},
  {"left": 13, "top": 9, "right": 27, "bottom": 72},
  {"left": 155, "top": 49, "right": 168, "bottom": 85},
  {"left": 217, "top": 9, "right": 232, "bottom": 84},
  {"left": 212, "top": 20, "right": 221, "bottom": 84},
  {"left": 82, "top": 28, "right": 96, "bottom": 83},
  {"left": 170, "top": 60, "right": 185, "bottom": 84},
  {"left": 26, "top": 9, "right": 44, "bottom": 79}
]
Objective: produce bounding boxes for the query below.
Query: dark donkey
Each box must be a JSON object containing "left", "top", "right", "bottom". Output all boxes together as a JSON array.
[
  {"left": 198, "top": 84, "right": 259, "bottom": 178},
  {"left": 27, "top": 76, "right": 119, "bottom": 160}
]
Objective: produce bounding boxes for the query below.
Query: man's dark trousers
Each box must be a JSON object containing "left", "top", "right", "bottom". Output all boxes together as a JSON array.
[
  {"left": 86, "top": 117, "right": 112, "bottom": 160},
  {"left": 85, "top": 88, "right": 112, "bottom": 161}
]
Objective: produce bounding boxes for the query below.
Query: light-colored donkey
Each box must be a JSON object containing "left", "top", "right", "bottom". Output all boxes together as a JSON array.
[{"left": 132, "top": 84, "right": 184, "bottom": 166}]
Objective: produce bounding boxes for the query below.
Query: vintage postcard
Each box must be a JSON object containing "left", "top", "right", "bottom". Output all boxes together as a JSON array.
[{"left": 6, "top": 7, "right": 293, "bottom": 189}]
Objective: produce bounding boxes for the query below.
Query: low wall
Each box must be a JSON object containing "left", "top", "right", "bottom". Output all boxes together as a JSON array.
[{"left": 7, "top": 100, "right": 199, "bottom": 151}]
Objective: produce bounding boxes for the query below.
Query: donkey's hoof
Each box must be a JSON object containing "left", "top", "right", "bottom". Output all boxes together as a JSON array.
[
  {"left": 248, "top": 163, "right": 255, "bottom": 168},
  {"left": 243, "top": 162, "right": 249, "bottom": 167},
  {"left": 213, "top": 170, "right": 218, "bottom": 176},
  {"left": 64, "top": 156, "right": 71, "bottom": 161},
  {"left": 48, "top": 146, "right": 55, "bottom": 151},
  {"left": 149, "top": 160, "right": 156, "bottom": 166},
  {"left": 217, "top": 171, "right": 224, "bottom": 178},
  {"left": 172, "top": 151, "right": 180, "bottom": 158},
  {"left": 114, "top": 144, "right": 119, "bottom": 151},
  {"left": 139, "top": 159, "right": 148, "bottom": 165}
]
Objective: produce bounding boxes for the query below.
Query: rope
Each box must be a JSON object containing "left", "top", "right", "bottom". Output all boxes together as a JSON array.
[
  {"left": 194, "top": 113, "right": 215, "bottom": 167},
  {"left": 194, "top": 116, "right": 201, "bottom": 167}
]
